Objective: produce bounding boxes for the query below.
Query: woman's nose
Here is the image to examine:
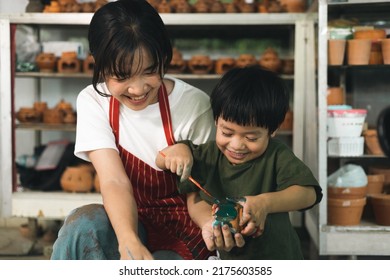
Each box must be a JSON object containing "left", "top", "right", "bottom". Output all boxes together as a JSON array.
[{"left": 126, "top": 77, "right": 147, "bottom": 95}]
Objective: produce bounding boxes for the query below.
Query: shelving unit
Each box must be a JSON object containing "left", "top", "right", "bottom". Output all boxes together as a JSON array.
[
  {"left": 306, "top": 0, "right": 390, "bottom": 257},
  {"left": 0, "top": 12, "right": 316, "bottom": 221}
]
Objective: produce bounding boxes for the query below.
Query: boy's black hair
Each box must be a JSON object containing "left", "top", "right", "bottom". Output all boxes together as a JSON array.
[
  {"left": 88, "top": 0, "right": 173, "bottom": 96},
  {"left": 210, "top": 65, "right": 290, "bottom": 134}
]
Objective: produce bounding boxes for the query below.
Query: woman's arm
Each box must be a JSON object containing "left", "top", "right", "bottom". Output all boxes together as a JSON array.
[{"left": 88, "top": 148, "right": 153, "bottom": 260}]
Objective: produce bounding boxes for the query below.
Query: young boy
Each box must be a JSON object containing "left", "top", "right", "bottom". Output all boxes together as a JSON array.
[{"left": 156, "top": 65, "right": 322, "bottom": 260}]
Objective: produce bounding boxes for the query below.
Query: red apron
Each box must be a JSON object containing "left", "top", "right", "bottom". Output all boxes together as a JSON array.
[{"left": 109, "top": 85, "right": 210, "bottom": 260}]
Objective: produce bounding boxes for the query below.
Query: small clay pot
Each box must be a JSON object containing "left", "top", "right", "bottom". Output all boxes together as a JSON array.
[
  {"left": 158, "top": 0, "right": 172, "bottom": 13},
  {"left": 167, "top": 48, "right": 187, "bottom": 74},
  {"left": 279, "top": 110, "right": 293, "bottom": 131},
  {"left": 367, "top": 174, "right": 385, "bottom": 196},
  {"left": 328, "top": 39, "right": 346, "bottom": 66},
  {"left": 215, "top": 57, "right": 236, "bottom": 75},
  {"left": 328, "top": 197, "right": 366, "bottom": 226},
  {"left": 363, "top": 129, "right": 384, "bottom": 155},
  {"left": 327, "top": 185, "right": 368, "bottom": 199},
  {"left": 60, "top": 165, "right": 94, "bottom": 193},
  {"left": 347, "top": 39, "right": 372, "bottom": 65},
  {"left": 370, "top": 194, "right": 390, "bottom": 226},
  {"left": 327, "top": 87, "right": 344, "bottom": 105},
  {"left": 354, "top": 29, "right": 386, "bottom": 65},
  {"left": 16, "top": 107, "right": 41, "bottom": 123},
  {"left": 83, "top": 54, "right": 95, "bottom": 75},
  {"left": 36, "top": 53, "right": 57, "bottom": 73},
  {"left": 235, "top": 54, "right": 257, "bottom": 68},
  {"left": 43, "top": 109, "right": 64, "bottom": 124},
  {"left": 43, "top": 1, "right": 61, "bottom": 12},
  {"left": 281, "top": 58, "right": 294, "bottom": 75},
  {"left": 63, "top": 111, "right": 77, "bottom": 124},
  {"left": 259, "top": 47, "right": 281, "bottom": 73},
  {"left": 188, "top": 55, "right": 213, "bottom": 74},
  {"left": 193, "top": 0, "right": 209, "bottom": 13},
  {"left": 224, "top": 2, "right": 238, "bottom": 13},
  {"left": 57, "top": 51, "right": 81, "bottom": 73},
  {"left": 279, "top": 0, "right": 306, "bottom": 13},
  {"left": 173, "top": 0, "right": 192, "bottom": 13},
  {"left": 210, "top": 0, "right": 225, "bottom": 13}
]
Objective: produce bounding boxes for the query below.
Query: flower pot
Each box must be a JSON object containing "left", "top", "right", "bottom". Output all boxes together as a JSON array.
[
  {"left": 354, "top": 29, "right": 386, "bottom": 65},
  {"left": 369, "top": 166, "right": 390, "bottom": 193},
  {"left": 382, "top": 38, "right": 390, "bottom": 65},
  {"left": 347, "top": 39, "right": 371, "bottom": 65},
  {"left": 363, "top": 129, "right": 384, "bottom": 155},
  {"left": 327, "top": 87, "right": 344, "bottom": 105},
  {"left": 367, "top": 174, "right": 385, "bottom": 195},
  {"left": 328, "top": 197, "right": 366, "bottom": 226},
  {"left": 328, "top": 39, "right": 346, "bottom": 66},
  {"left": 370, "top": 194, "right": 390, "bottom": 226},
  {"left": 328, "top": 185, "right": 367, "bottom": 199},
  {"left": 60, "top": 165, "right": 94, "bottom": 193}
]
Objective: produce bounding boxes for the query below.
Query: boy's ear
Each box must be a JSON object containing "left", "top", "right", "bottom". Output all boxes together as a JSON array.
[{"left": 270, "top": 129, "right": 277, "bottom": 138}]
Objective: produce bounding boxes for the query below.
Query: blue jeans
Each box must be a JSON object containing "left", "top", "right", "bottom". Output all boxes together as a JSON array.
[{"left": 50, "top": 204, "right": 183, "bottom": 260}]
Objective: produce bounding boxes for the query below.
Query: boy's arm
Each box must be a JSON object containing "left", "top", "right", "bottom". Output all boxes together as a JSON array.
[
  {"left": 239, "top": 185, "right": 317, "bottom": 237},
  {"left": 156, "top": 143, "right": 193, "bottom": 181}
]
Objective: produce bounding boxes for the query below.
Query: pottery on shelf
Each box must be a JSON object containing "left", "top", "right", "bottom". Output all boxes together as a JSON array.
[
  {"left": 328, "top": 39, "right": 346, "bottom": 66},
  {"left": 60, "top": 165, "right": 94, "bottom": 193},
  {"left": 382, "top": 38, "right": 390, "bottom": 65},
  {"left": 327, "top": 197, "right": 366, "bottom": 226},
  {"left": 57, "top": 51, "right": 81, "bottom": 73},
  {"left": 354, "top": 29, "right": 386, "bottom": 65},
  {"left": 367, "top": 174, "right": 385, "bottom": 196},
  {"left": 281, "top": 58, "right": 294, "bottom": 75},
  {"left": 83, "top": 54, "right": 95, "bottom": 74},
  {"left": 347, "top": 39, "right": 372, "bottom": 65},
  {"left": 35, "top": 52, "right": 57, "bottom": 73},
  {"left": 370, "top": 194, "right": 390, "bottom": 226},
  {"left": 16, "top": 107, "right": 41, "bottom": 123},
  {"left": 369, "top": 165, "right": 390, "bottom": 193},
  {"left": 327, "top": 185, "right": 368, "bottom": 199},
  {"left": 215, "top": 57, "right": 236, "bottom": 75},
  {"left": 363, "top": 129, "right": 384, "bottom": 155},
  {"left": 279, "top": 0, "right": 306, "bottom": 13},
  {"left": 327, "top": 87, "right": 344, "bottom": 105},
  {"left": 259, "top": 47, "right": 282, "bottom": 73},
  {"left": 235, "top": 54, "right": 257, "bottom": 68},
  {"left": 188, "top": 55, "right": 213, "bottom": 74},
  {"left": 167, "top": 48, "right": 187, "bottom": 74}
]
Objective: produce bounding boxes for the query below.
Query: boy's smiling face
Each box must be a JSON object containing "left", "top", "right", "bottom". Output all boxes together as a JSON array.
[{"left": 215, "top": 117, "right": 275, "bottom": 165}]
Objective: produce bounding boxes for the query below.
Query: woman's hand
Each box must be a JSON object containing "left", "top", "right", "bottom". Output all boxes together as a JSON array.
[{"left": 119, "top": 241, "right": 154, "bottom": 260}]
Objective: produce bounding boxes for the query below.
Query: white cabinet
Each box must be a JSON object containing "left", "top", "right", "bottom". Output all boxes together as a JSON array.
[
  {"left": 0, "top": 13, "right": 316, "bottom": 220},
  {"left": 308, "top": 0, "right": 390, "bottom": 257}
]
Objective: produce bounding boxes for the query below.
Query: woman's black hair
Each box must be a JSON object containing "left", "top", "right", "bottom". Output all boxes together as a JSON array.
[
  {"left": 210, "top": 65, "right": 290, "bottom": 134},
  {"left": 88, "top": 0, "right": 173, "bottom": 96}
]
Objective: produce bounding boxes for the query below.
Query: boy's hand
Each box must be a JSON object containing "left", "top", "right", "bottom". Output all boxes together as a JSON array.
[
  {"left": 201, "top": 218, "right": 245, "bottom": 252},
  {"left": 238, "top": 195, "right": 268, "bottom": 238},
  {"left": 156, "top": 144, "right": 193, "bottom": 181}
]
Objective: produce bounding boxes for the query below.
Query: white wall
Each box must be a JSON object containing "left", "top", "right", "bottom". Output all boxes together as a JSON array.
[{"left": 0, "top": 0, "right": 28, "bottom": 13}]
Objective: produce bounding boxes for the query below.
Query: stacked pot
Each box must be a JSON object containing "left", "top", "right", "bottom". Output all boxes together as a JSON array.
[{"left": 327, "top": 164, "right": 368, "bottom": 226}]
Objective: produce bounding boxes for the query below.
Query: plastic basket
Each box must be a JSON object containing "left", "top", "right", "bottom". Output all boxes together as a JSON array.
[
  {"left": 328, "top": 137, "right": 364, "bottom": 156},
  {"left": 327, "top": 109, "right": 367, "bottom": 138}
]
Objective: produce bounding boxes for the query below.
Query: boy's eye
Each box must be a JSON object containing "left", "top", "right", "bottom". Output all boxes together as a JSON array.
[
  {"left": 246, "top": 137, "right": 259, "bottom": 142},
  {"left": 222, "top": 132, "right": 232, "bottom": 137}
]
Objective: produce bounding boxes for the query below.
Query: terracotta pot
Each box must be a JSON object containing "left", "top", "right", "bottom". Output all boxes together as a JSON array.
[
  {"left": 347, "top": 39, "right": 371, "bottom": 65},
  {"left": 354, "top": 29, "right": 386, "bottom": 65},
  {"left": 279, "top": 0, "right": 306, "bottom": 13},
  {"left": 36, "top": 52, "right": 57, "bottom": 72},
  {"left": 16, "top": 107, "right": 41, "bottom": 123},
  {"left": 367, "top": 174, "right": 385, "bottom": 195},
  {"left": 215, "top": 57, "right": 236, "bottom": 75},
  {"left": 259, "top": 47, "right": 281, "bottom": 73},
  {"left": 328, "top": 197, "right": 366, "bottom": 226},
  {"left": 43, "top": 109, "right": 64, "bottom": 124},
  {"left": 279, "top": 110, "right": 293, "bottom": 131},
  {"left": 327, "top": 87, "right": 344, "bottom": 105},
  {"left": 60, "top": 165, "right": 94, "bottom": 193},
  {"left": 382, "top": 38, "right": 390, "bottom": 65},
  {"left": 57, "top": 51, "right": 81, "bottom": 73},
  {"left": 328, "top": 186, "right": 367, "bottom": 199},
  {"left": 167, "top": 48, "right": 187, "bottom": 74},
  {"left": 210, "top": 0, "right": 225, "bottom": 13},
  {"left": 83, "top": 54, "right": 94, "bottom": 74},
  {"left": 188, "top": 55, "right": 213, "bottom": 74},
  {"left": 363, "top": 129, "right": 384, "bottom": 155},
  {"left": 370, "top": 194, "right": 390, "bottom": 226},
  {"left": 328, "top": 39, "right": 346, "bottom": 66},
  {"left": 235, "top": 54, "right": 257, "bottom": 68},
  {"left": 369, "top": 166, "right": 390, "bottom": 193},
  {"left": 281, "top": 58, "right": 294, "bottom": 75}
]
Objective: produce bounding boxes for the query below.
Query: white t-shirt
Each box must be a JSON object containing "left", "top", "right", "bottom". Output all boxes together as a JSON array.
[{"left": 74, "top": 76, "right": 215, "bottom": 170}]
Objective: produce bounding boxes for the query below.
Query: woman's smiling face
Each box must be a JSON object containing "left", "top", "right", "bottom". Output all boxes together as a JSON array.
[
  {"left": 215, "top": 117, "right": 273, "bottom": 165},
  {"left": 105, "top": 48, "right": 162, "bottom": 111}
]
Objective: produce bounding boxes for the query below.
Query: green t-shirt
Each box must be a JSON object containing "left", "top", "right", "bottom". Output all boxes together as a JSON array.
[{"left": 179, "top": 139, "right": 322, "bottom": 260}]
